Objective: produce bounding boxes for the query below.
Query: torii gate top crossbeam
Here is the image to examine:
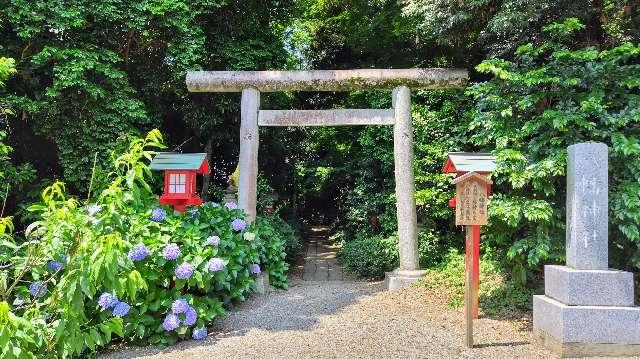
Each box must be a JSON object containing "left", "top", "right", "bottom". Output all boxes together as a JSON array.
[{"left": 186, "top": 68, "right": 468, "bottom": 92}]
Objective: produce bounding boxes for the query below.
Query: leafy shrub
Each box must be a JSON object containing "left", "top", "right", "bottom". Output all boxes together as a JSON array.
[
  {"left": 418, "top": 249, "right": 536, "bottom": 317},
  {"left": 468, "top": 18, "right": 640, "bottom": 281},
  {"left": 341, "top": 230, "right": 449, "bottom": 278},
  {"left": 257, "top": 215, "right": 301, "bottom": 262},
  {"left": 0, "top": 130, "right": 289, "bottom": 357},
  {"left": 341, "top": 234, "right": 399, "bottom": 278}
]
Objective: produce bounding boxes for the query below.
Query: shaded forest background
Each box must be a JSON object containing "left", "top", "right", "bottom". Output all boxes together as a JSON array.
[{"left": 1, "top": 0, "right": 639, "bottom": 284}]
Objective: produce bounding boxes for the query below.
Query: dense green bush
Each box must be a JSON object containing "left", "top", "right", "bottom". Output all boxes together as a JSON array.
[
  {"left": 256, "top": 215, "right": 301, "bottom": 263},
  {"left": 341, "top": 230, "right": 449, "bottom": 278},
  {"left": 418, "top": 249, "right": 536, "bottom": 317},
  {"left": 0, "top": 130, "right": 289, "bottom": 357},
  {"left": 469, "top": 18, "right": 640, "bottom": 282},
  {"left": 341, "top": 234, "right": 399, "bottom": 278}
]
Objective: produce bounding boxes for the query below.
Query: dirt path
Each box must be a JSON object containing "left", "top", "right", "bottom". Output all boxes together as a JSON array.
[{"left": 101, "top": 228, "right": 554, "bottom": 359}]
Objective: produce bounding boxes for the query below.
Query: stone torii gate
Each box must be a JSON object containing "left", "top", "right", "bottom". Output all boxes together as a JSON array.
[{"left": 186, "top": 69, "right": 468, "bottom": 289}]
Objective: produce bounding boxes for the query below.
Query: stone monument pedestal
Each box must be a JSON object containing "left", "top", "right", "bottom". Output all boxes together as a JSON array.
[{"left": 533, "top": 143, "right": 640, "bottom": 357}]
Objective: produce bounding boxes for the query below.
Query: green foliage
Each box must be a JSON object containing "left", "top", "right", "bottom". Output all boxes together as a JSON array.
[
  {"left": 418, "top": 249, "right": 536, "bottom": 316},
  {"left": 341, "top": 230, "right": 450, "bottom": 279},
  {"left": 0, "top": 131, "right": 289, "bottom": 357},
  {"left": 256, "top": 215, "right": 301, "bottom": 263},
  {"left": 0, "top": 56, "right": 36, "bottom": 215},
  {"left": 402, "top": 0, "right": 624, "bottom": 59},
  {"left": 468, "top": 18, "right": 640, "bottom": 279},
  {"left": 1, "top": 0, "right": 293, "bottom": 192},
  {"left": 341, "top": 233, "right": 399, "bottom": 278}
]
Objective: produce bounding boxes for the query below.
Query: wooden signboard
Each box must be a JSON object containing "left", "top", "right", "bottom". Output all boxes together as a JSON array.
[{"left": 453, "top": 172, "right": 492, "bottom": 226}]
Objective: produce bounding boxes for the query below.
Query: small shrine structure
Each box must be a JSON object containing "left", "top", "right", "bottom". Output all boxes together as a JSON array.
[{"left": 150, "top": 152, "right": 210, "bottom": 212}]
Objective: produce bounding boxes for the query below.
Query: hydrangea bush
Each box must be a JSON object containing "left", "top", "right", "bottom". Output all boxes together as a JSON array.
[{"left": 0, "top": 130, "right": 289, "bottom": 357}]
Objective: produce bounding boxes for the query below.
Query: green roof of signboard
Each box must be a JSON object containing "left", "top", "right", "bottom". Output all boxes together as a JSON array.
[
  {"left": 149, "top": 152, "right": 207, "bottom": 170},
  {"left": 442, "top": 152, "right": 496, "bottom": 173}
]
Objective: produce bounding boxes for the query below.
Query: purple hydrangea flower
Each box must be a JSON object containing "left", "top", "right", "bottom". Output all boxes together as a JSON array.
[
  {"left": 98, "top": 292, "right": 119, "bottom": 310},
  {"left": 29, "top": 281, "right": 47, "bottom": 298},
  {"left": 231, "top": 218, "right": 246, "bottom": 232},
  {"left": 162, "top": 313, "right": 181, "bottom": 331},
  {"left": 206, "top": 235, "right": 220, "bottom": 246},
  {"left": 175, "top": 263, "right": 194, "bottom": 279},
  {"left": 112, "top": 301, "right": 130, "bottom": 317},
  {"left": 224, "top": 202, "right": 238, "bottom": 210},
  {"left": 151, "top": 208, "right": 167, "bottom": 222},
  {"left": 183, "top": 306, "right": 197, "bottom": 326},
  {"left": 128, "top": 243, "right": 149, "bottom": 261},
  {"left": 162, "top": 243, "right": 181, "bottom": 261},
  {"left": 47, "top": 260, "right": 64, "bottom": 272},
  {"left": 192, "top": 327, "right": 207, "bottom": 340},
  {"left": 251, "top": 263, "right": 261, "bottom": 274},
  {"left": 207, "top": 258, "right": 225, "bottom": 272},
  {"left": 171, "top": 299, "right": 189, "bottom": 314},
  {"left": 87, "top": 204, "right": 102, "bottom": 216}
]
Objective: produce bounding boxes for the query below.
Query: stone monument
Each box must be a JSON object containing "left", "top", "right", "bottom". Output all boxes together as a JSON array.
[{"left": 533, "top": 142, "right": 640, "bottom": 357}]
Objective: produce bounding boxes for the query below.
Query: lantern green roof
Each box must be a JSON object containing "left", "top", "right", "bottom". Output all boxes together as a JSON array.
[
  {"left": 149, "top": 152, "right": 207, "bottom": 170},
  {"left": 442, "top": 152, "right": 496, "bottom": 173}
]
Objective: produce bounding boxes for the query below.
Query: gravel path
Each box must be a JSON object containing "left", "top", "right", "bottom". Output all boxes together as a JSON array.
[
  {"left": 101, "top": 278, "right": 554, "bottom": 359},
  {"left": 102, "top": 226, "right": 555, "bottom": 358}
]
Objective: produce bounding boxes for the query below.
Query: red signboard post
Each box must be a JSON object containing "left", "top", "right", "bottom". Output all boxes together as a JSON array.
[{"left": 442, "top": 153, "right": 495, "bottom": 348}]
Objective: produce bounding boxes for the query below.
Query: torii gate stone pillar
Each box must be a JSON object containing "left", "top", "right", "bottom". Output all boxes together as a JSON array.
[{"left": 186, "top": 68, "right": 468, "bottom": 290}]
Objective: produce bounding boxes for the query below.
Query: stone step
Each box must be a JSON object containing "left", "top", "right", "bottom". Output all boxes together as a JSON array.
[
  {"left": 533, "top": 295, "right": 640, "bottom": 345},
  {"left": 544, "top": 265, "right": 635, "bottom": 307}
]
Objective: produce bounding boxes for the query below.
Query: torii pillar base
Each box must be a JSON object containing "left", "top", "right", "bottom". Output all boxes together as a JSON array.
[{"left": 385, "top": 269, "right": 428, "bottom": 291}]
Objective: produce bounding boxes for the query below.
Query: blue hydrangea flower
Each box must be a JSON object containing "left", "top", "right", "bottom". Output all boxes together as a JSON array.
[
  {"left": 231, "top": 218, "right": 246, "bottom": 232},
  {"left": 162, "top": 243, "right": 181, "bottom": 261},
  {"left": 175, "top": 263, "right": 194, "bottom": 279},
  {"left": 151, "top": 208, "right": 167, "bottom": 222},
  {"left": 189, "top": 207, "right": 199, "bottom": 217},
  {"left": 112, "top": 301, "right": 130, "bottom": 317},
  {"left": 171, "top": 299, "right": 189, "bottom": 314},
  {"left": 162, "top": 313, "right": 181, "bottom": 331},
  {"left": 128, "top": 243, "right": 149, "bottom": 261},
  {"left": 47, "top": 260, "right": 64, "bottom": 272},
  {"left": 207, "top": 258, "right": 225, "bottom": 272},
  {"left": 183, "top": 306, "right": 197, "bottom": 326},
  {"left": 87, "top": 204, "right": 102, "bottom": 216},
  {"left": 98, "top": 292, "right": 119, "bottom": 310},
  {"left": 29, "top": 281, "right": 47, "bottom": 298},
  {"left": 224, "top": 202, "right": 238, "bottom": 210},
  {"left": 251, "top": 263, "right": 261, "bottom": 274},
  {"left": 192, "top": 327, "right": 207, "bottom": 340},
  {"left": 207, "top": 202, "right": 220, "bottom": 208},
  {"left": 206, "top": 235, "right": 220, "bottom": 246}
]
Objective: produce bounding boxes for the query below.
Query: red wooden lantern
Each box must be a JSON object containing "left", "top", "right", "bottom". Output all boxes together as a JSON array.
[{"left": 150, "top": 152, "right": 210, "bottom": 212}]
